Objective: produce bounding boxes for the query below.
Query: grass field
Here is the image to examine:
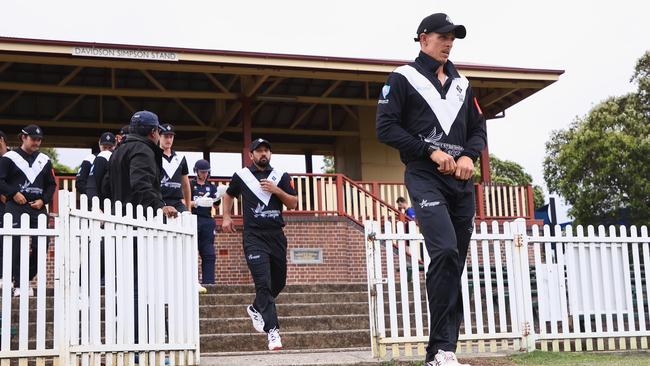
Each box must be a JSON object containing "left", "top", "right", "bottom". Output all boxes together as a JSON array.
[{"left": 392, "top": 351, "right": 650, "bottom": 366}]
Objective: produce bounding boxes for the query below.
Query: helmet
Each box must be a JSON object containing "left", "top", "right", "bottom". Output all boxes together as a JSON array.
[{"left": 194, "top": 159, "right": 211, "bottom": 173}]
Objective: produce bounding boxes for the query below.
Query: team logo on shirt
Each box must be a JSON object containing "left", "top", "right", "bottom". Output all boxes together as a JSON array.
[
  {"left": 378, "top": 84, "right": 390, "bottom": 104},
  {"left": 251, "top": 203, "right": 280, "bottom": 219},
  {"left": 19, "top": 180, "right": 43, "bottom": 195},
  {"left": 419, "top": 199, "right": 440, "bottom": 209}
]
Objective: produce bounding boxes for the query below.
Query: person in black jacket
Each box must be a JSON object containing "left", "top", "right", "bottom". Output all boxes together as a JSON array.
[
  {"left": 376, "top": 13, "right": 486, "bottom": 366},
  {"left": 102, "top": 111, "right": 177, "bottom": 219},
  {"left": 0, "top": 125, "right": 57, "bottom": 297}
]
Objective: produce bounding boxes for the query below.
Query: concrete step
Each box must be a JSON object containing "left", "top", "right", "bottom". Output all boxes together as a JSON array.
[
  {"left": 200, "top": 302, "right": 368, "bottom": 318},
  {"left": 200, "top": 314, "right": 369, "bottom": 334},
  {"left": 199, "top": 291, "right": 368, "bottom": 306},
  {"left": 200, "top": 348, "right": 380, "bottom": 366},
  {"left": 200, "top": 329, "right": 370, "bottom": 353},
  {"left": 204, "top": 284, "right": 367, "bottom": 294}
]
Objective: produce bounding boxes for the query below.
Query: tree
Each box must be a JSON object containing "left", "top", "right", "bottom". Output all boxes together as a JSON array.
[
  {"left": 39, "top": 147, "right": 76, "bottom": 174},
  {"left": 544, "top": 51, "right": 650, "bottom": 226},
  {"left": 321, "top": 155, "right": 335, "bottom": 174},
  {"left": 474, "top": 154, "right": 545, "bottom": 209}
]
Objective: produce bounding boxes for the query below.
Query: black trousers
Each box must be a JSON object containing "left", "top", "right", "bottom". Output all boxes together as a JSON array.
[
  {"left": 404, "top": 163, "right": 475, "bottom": 361},
  {"left": 197, "top": 216, "right": 216, "bottom": 284},
  {"left": 243, "top": 229, "right": 287, "bottom": 332},
  {"left": 6, "top": 202, "right": 48, "bottom": 286}
]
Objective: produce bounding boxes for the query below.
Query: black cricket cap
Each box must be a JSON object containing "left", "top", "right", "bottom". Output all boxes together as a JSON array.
[
  {"left": 414, "top": 13, "right": 466, "bottom": 41},
  {"left": 20, "top": 124, "right": 44, "bottom": 138},
  {"left": 99, "top": 132, "right": 116, "bottom": 145},
  {"left": 0, "top": 130, "right": 6, "bottom": 140},
  {"left": 249, "top": 138, "right": 271, "bottom": 152},
  {"left": 160, "top": 123, "right": 176, "bottom": 135}
]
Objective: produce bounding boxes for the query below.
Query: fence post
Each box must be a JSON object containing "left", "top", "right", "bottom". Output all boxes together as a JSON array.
[
  {"left": 475, "top": 183, "right": 486, "bottom": 221},
  {"left": 335, "top": 175, "right": 345, "bottom": 216},
  {"left": 511, "top": 218, "right": 536, "bottom": 351},
  {"left": 526, "top": 185, "right": 535, "bottom": 221},
  {"left": 55, "top": 190, "right": 71, "bottom": 365},
  {"left": 364, "top": 221, "right": 380, "bottom": 357}
]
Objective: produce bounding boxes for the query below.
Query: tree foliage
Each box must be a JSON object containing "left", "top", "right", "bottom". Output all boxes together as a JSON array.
[
  {"left": 39, "top": 147, "right": 76, "bottom": 174},
  {"left": 321, "top": 155, "right": 335, "bottom": 174},
  {"left": 544, "top": 51, "right": 650, "bottom": 226},
  {"left": 474, "top": 154, "right": 545, "bottom": 209}
]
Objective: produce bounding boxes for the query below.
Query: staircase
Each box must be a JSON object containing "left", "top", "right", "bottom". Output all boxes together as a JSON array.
[{"left": 199, "top": 283, "right": 371, "bottom": 355}]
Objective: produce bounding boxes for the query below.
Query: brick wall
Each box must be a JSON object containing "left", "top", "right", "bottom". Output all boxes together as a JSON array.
[
  {"left": 213, "top": 215, "right": 367, "bottom": 285},
  {"left": 25, "top": 215, "right": 366, "bottom": 288}
]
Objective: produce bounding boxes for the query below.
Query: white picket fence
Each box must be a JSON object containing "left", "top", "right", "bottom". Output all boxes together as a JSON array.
[
  {"left": 0, "top": 190, "right": 200, "bottom": 365},
  {"left": 364, "top": 218, "right": 650, "bottom": 358}
]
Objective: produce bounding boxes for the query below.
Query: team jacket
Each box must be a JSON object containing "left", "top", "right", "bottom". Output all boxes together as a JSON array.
[
  {"left": 0, "top": 148, "right": 56, "bottom": 206},
  {"left": 226, "top": 165, "right": 296, "bottom": 230},
  {"left": 376, "top": 51, "right": 487, "bottom": 166},
  {"left": 86, "top": 150, "right": 111, "bottom": 199},
  {"left": 160, "top": 151, "right": 188, "bottom": 205},
  {"left": 75, "top": 153, "right": 95, "bottom": 195},
  {"left": 102, "top": 134, "right": 165, "bottom": 212}
]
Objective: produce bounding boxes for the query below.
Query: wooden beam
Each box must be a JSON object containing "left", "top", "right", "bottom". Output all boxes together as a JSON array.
[
  {"left": 0, "top": 53, "right": 392, "bottom": 83},
  {"left": 0, "top": 90, "right": 23, "bottom": 113},
  {"left": 251, "top": 77, "right": 285, "bottom": 116},
  {"left": 0, "top": 81, "right": 237, "bottom": 100},
  {"left": 244, "top": 75, "right": 270, "bottom": 97},
  {"left": 206, "top": 102, "right": 242, "bottom": 145},
  {"left": 0, "top": 118, "right": 356, "bottom": 137},
  {"left": 481, "top": 88, "right": 520, "bottom": 107},
  {"left": 58, "top": 66, "right": 83, "bottom": 86},
  {"left": 0, "top": 62, "right": 12, "bottom": 74},
  {"left": 174, "top": 97, "right": 205, "bottom": 126},
  {"left": 140, "top": 70, "right": 165, "bottom": 91},
  {"left": 204, "top": 73, "right": 230, "bottom": 93},
  {"left": 289, "top": 105, "right": 317, "bottom": 129},
  {"left": 52, "top": 94, "right": 85, "bottom": 121},
  {"left": 116, "top": 96, "right": 135, "bottom": 113},
  {"left": 111, "top": 68, "right": 116, "bottom": 89},
  {"left": 341, "top": 105, "right": 359, "bottom": 121},
  {"left": 226, "top": 75, "right": 239, "bottom": 90},
  {"left": 222, "top": 126, "right": 358, "bottom": 137}
]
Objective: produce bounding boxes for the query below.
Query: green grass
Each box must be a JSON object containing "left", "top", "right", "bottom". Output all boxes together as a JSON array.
[
  {"left": 509, "top": 350, "right": 650, "bottom": 366},
  {"left": 383, "top": 351, "right": 650, "bottom": 366}
]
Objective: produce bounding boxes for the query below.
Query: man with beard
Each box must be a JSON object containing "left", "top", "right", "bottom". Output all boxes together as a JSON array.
[
  {"left": 0, "top": 125, "right": 57, "bottom": 297},
  {"left": 221, "top": 138, "right": 297, "bottom": 351},
  {"left": 376, "top": 13, "right": 486, "bottom": 366}
]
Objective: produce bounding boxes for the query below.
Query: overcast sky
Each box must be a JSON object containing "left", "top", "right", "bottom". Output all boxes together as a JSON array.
[{"left": 2, "top": 0, "right": 648, "bottom": 222}]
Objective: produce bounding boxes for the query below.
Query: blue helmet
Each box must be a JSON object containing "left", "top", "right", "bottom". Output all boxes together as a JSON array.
[{"left": 194, "top": 159, "right": 210, "bottom": 172}]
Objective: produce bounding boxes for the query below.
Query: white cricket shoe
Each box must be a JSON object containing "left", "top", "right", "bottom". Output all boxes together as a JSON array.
[
  {"left": 246, "top": 304, "right": 265, "bottom": 333},
  {"left": 425, "top": 350, "right": 470, "bottom": 366},
  {"left": 267, "top": 327, "right": 282, "bottom": 351}
]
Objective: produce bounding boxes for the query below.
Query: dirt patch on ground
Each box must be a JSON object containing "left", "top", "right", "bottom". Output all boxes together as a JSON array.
[{"left": 458, "top": 357, "right": 516, "bottom": 366}]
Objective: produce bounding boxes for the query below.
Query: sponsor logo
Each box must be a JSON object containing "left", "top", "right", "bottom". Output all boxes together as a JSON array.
[
  {"left": 378, "top": 99, "right": 389, "bottom": 104},
  {"left": 19, "top": 180, "right": 43, "bottom": 195},
  {"left": 251, "top": 203, "right": 281, "bottom": 219},
  {"left": 419, "top": 199, "right": 440, "bottom": 209},
  {"left": 247, "top": 254, "right": 261, "bottom": 260},
  {"left": 381, "top": 85, "right": 391, "bottom": 99}
]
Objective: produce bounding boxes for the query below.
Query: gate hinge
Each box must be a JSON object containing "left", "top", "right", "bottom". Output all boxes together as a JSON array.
[
  {"left": 515, "top": 234, "right": 525, "bottom": 247},
  {"left": 367, "top": 232, "right": 376, "bottom": 242},
  {"left": 522, "top": 321, "right": 531, "bottom": 336}
]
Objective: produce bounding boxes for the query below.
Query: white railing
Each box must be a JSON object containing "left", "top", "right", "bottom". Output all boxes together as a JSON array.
[
  {"left": 0, "top": 190, "right": 200, "bottom": 365},
  {"left": 364, "top": 219, "right": 650, "bottom": 358}
]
